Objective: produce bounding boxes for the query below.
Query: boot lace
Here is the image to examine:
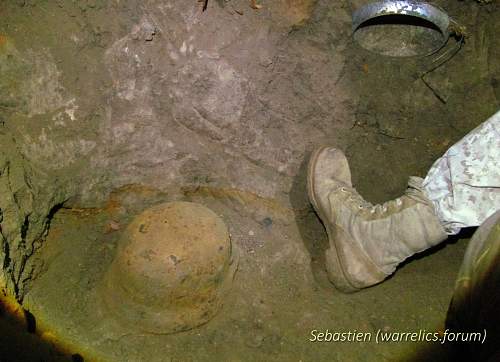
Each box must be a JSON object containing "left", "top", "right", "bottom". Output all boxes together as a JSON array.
[
  {"left": 339, "top": 186, "right": 373, "bottom": 210},
  {"left": 338, "top": 186, "right": 404, "bottom": 214}
]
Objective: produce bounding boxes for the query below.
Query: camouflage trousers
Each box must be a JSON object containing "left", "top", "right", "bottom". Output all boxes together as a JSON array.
[{"left": 423, "top": 110, "right": 500, "bottom": 235}]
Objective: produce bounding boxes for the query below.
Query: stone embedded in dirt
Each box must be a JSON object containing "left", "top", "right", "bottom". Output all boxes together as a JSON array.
[{"left": 99, "top": 201, "right": 237, "bottom": 334}]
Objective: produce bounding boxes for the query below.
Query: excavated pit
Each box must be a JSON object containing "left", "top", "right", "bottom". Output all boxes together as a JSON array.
[{"left": 0, "top": 0, "right": 499, "bottom": 361}]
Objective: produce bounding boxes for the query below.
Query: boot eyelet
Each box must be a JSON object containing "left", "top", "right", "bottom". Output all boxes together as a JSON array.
[
  {"left": 340, "top": 187, "right": 347, "bottom": 192},
  {"left": 358, "top": 205, "right": 364, "bottom": 209}
]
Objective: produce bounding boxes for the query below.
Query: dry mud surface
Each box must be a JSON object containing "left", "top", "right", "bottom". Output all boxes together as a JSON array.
[{"left": 26, "top": 186, "right": 467, "bottom": 361}]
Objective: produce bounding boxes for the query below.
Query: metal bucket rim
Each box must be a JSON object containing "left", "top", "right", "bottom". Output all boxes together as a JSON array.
[{"left": 352, "top": 1, "right": 452, "bottom": 57}]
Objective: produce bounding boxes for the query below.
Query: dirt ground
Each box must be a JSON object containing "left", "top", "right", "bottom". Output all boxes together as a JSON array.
[
  {"left": 24, "top": 185, "right": 468, "bottom": 361},
  {"left": 0, "top": 0, "right": 499, "bottom": 361}
]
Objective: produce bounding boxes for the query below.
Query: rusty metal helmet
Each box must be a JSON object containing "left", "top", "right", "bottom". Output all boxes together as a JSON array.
[{"left": 100, "top": 201, "right": 237, "bottom": 334}]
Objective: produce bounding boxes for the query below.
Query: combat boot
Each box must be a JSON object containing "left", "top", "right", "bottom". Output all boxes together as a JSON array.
[{"left": 307, "top": 146, "right": 448, "bottom": 292}]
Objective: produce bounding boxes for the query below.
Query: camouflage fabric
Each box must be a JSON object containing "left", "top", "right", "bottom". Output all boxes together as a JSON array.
[{"left": 423, "top": 110, "right": 500, "bottom": 234}]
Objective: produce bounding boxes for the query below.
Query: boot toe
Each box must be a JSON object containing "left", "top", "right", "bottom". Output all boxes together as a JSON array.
[{"left": 307, "top": 146, "right": 352, "bottom": 216}]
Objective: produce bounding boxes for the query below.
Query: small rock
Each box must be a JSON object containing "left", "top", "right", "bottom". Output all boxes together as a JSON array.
[
  {"left": 131, "top": 19, "right": 157, "bottom": 42},
  {"left": 246, "top": 333, "right": 264, "bottom": 348},
  {"left": 104, "top": 220, "right": 121, "bottom": 233},
  {"left": 260, "top": 217, "right": 273, "bottom": 228}
]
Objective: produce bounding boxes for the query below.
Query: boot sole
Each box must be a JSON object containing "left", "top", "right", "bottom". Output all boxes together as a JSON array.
[{"left": 307, "top": 146, "right": 360, "bottom": 293}]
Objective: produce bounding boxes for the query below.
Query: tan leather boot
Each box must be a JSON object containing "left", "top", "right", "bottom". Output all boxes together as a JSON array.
[{"left": 307, "top": 146, "right": 448, "bottom": 293}]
